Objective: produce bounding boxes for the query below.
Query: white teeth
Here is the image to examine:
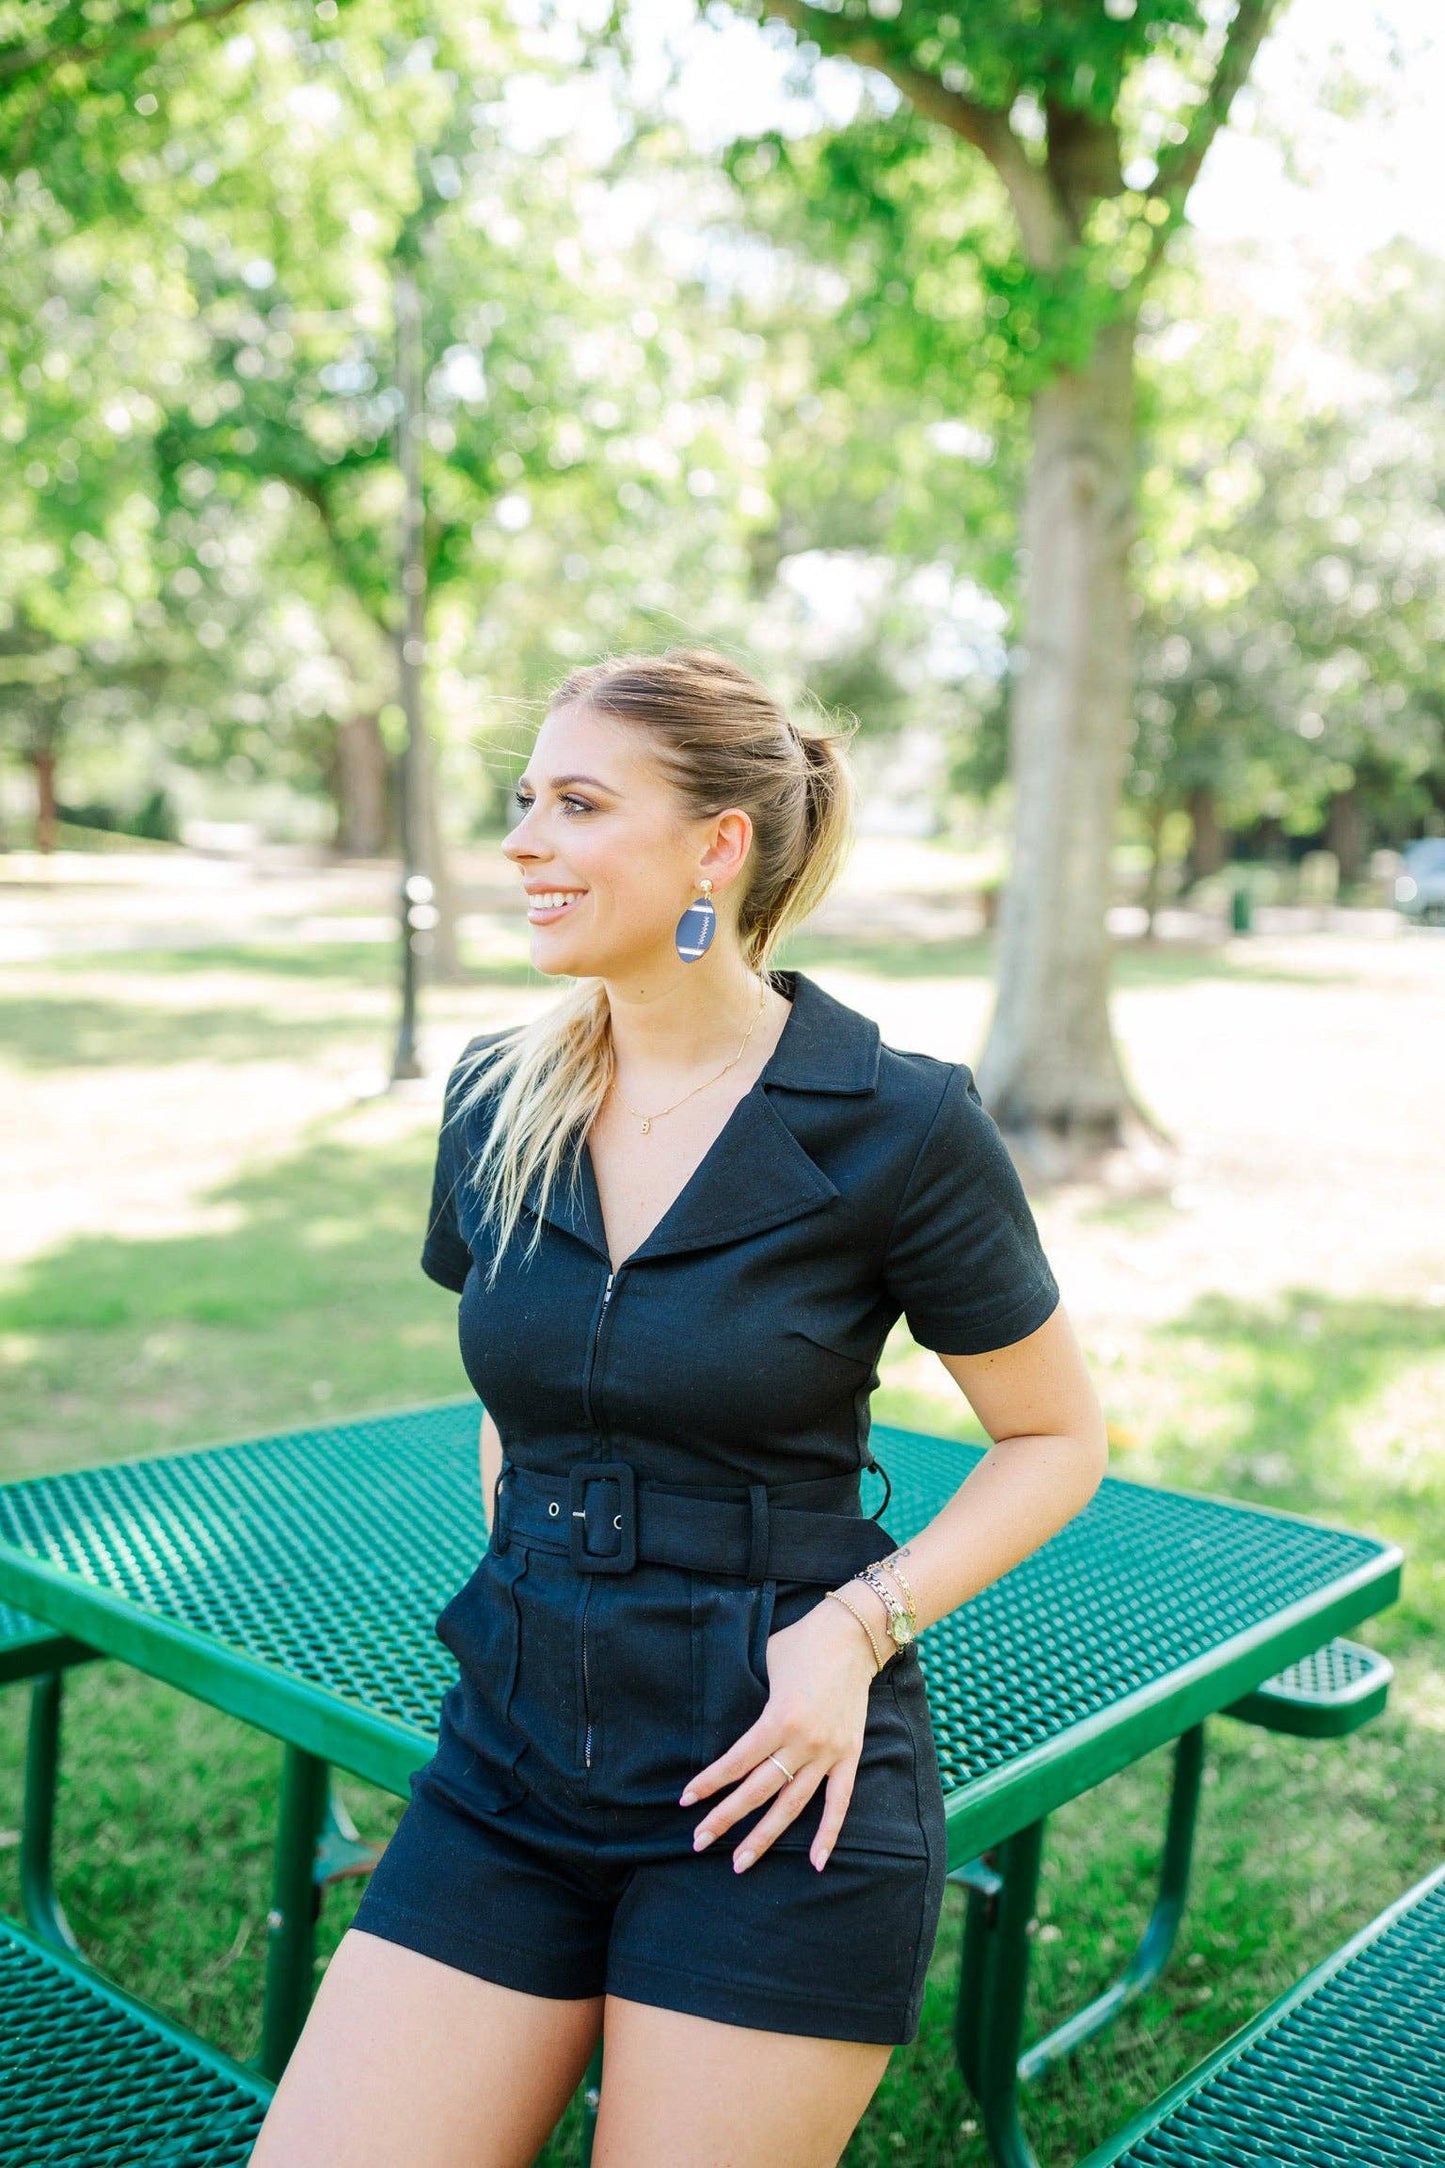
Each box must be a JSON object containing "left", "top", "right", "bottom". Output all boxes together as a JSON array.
[{"left": 530, "top": 892, "right": 582, "bottom": 911}]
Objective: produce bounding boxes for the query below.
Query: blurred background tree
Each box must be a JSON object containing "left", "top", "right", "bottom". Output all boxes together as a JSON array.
[
  {"left": 654, "top": 0, "right": 1296, "bottom": 1163},
  {"left": 1, "top": 0, "right": 1441, "bottom": 1058}
]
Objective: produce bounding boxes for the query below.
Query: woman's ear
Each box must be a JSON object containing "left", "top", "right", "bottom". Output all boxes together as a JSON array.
[{"left": 699, "top": 808, "right": 754, "bottom": 893}]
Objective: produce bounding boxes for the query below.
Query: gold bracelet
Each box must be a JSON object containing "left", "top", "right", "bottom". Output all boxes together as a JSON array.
[
  {"left": 823, "top": 1587, "right": 889, "bottom": 1673},
  {"left": 856, "top": 1562, "right": 915, "bottom": 1648},
  {"left": 872, "top": 1556, "right": 918, "bottom": 1634}
]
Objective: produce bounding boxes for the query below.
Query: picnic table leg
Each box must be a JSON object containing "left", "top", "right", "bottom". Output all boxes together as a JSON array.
[
  {"left": 19, "top": 1669, "right": 82, "bottom": 1956},
  {"left": 1016, "top": 1722, "right": 1203, "bottom": 2082},
  {"left": 957, "top": 1815, "right": 1047, "bottom": 2168},
  {"left": 255, "top": 1743, "right": 331, "bottom": 2082}
]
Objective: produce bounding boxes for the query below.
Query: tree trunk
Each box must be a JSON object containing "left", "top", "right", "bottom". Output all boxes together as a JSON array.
[
  {"left": 31, "top": 747, "right": 58, "bottom": 854},
  {"left": 1326, "top": 785, "right": 1367, "bottom": 887},
  {"left": 976, "top": 310, "right": 1160, "bottom": 1162},
  {"left": 415, "top": 718, "right": 463, "bottom": 981},
  {"left": 1185, "top": 783, "right": 1225, "bottom": 882},
  {"left": 332, "top": 712, "right": 391, "bottom": 856}
]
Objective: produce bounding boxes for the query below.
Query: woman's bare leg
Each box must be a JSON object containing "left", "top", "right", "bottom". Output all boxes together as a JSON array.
[
  {"left": 247, "top": 1926, "right": 604, "bottom": 2168},
  {"left": 590, "top": 1993, "right": 893, "bottom": 2168}
]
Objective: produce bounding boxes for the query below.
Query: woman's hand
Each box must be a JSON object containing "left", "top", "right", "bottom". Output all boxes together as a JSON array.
[{"left": 678, "top": 1589, "right": 883, "bottom": 1874}]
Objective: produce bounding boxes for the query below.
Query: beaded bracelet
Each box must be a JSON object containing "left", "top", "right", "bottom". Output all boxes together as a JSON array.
[{"left": 823, "top": 1586, "right": 889, "bottom": 1672}]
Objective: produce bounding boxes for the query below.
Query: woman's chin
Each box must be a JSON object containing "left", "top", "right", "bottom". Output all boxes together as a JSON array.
[{"left": 528, "top": 930, "right": 595, "bottom": 976}]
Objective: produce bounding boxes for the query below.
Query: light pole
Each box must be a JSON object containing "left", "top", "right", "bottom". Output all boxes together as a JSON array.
[{"left": 390, "top": 257, "right": 437, "bottom": 1082}]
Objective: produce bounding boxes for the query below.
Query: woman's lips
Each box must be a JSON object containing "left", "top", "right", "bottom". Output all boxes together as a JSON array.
[{"left": 525, "top": 890, "right": 587, "bottom": 924}]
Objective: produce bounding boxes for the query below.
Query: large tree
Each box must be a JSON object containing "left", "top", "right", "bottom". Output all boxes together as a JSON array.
[{"left": 686, "top": 0, "right": 1286, "bottom": 1162}]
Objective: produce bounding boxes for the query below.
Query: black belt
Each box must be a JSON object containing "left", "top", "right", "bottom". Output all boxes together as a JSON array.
[{"left": 492, "top": 1458, "right": 898, "bottom": 1585}]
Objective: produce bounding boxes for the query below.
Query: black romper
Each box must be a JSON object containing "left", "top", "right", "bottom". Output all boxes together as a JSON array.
[{"left": 350, "top": 967, "right": 1061, "bottom": 2044}]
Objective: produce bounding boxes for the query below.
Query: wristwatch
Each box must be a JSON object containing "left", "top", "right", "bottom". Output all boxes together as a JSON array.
[{"left": 855, "top": 1561, "right": 916, "bottom": 1657}]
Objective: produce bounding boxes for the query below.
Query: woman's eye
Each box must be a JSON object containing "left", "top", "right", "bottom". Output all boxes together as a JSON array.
[{"left": 510, "top": 788, "right": 594, "bottom": 817}]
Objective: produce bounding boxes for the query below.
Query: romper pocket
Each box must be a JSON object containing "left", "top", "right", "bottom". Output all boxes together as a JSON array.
[
  {"left": 426, "top": 1545, "right": 532, "bottom": 1814},
  {"left": 694, "top": 1575, "right": 777, "bottom": 1770},
  {"left": 729, "top": 1580, "right": 934, "bottom": 1859}
]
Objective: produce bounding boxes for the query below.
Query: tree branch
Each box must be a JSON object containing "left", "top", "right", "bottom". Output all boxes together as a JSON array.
[
  {"left": 755, "top": 0, "right": 1071, "bottom": 270},
  {"left": 0, "top": 0, "right": 254, "bottom": 88},
  {"left": 1149, "top": 0, "right": 1284, "bottom": 212}
]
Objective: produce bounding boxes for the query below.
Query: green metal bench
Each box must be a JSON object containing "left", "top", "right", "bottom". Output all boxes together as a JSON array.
[
  {"left": 1223, "top": 1632, "right": 1392, "bottom": 1736},
  {"left": 1076, "top": 1857, "right": 1445, "bottom": 2165},
  {"left": 0, "top": 1905, "right": 274, "bottom": 2161},
  {"left": 0, "top": 1600, "right": 100, "bottom": 1954},
  {"left": 951, "top": 1631, "right": 1397, "bottom": 2106},
  {"left": 0, "top": 1598, "right": 379, "bottom": 1981}
]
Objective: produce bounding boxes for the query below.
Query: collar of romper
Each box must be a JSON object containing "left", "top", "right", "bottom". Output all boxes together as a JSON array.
[{"left": 520, "top": 967, "right": 882, "bottom": 1267}]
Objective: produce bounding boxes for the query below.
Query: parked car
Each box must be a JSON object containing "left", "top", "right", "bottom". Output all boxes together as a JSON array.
[{"left": 1394, "top": 837, "right": 1445, "bottom": 924}]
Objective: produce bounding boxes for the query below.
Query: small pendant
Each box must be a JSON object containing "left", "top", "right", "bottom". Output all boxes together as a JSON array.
[{"left": 640, "top": 1118, "right": 651, "bottom": 1134}]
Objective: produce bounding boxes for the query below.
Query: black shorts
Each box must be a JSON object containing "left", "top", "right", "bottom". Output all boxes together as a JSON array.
[{"left": 350, "top": 1510, "right": 948, "bottom": 2045}]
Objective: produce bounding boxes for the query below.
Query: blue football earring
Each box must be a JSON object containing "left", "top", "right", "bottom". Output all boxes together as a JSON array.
[{"left": 674, "top": 876, "right": 716, "bottom": 962}]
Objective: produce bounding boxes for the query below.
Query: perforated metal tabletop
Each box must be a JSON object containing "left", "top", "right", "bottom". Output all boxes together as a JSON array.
[{"left": 0, "top": 1403, "right": 1401, "bottom": 1863}]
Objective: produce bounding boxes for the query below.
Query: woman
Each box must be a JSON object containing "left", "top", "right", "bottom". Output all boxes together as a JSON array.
[{"left": 252, "top": 647, "right": 1108, "bottom": 2167}]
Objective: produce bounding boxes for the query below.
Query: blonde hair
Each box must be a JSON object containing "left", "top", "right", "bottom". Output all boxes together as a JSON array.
[{"left": 454, "top": 645, "right": 857, "bottom": 1285}]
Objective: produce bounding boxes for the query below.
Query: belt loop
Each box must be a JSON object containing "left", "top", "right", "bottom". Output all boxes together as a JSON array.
[
  {"left": 492, "top": 1460, "right": 511, "bottom": 1553},
  {"left": 746, "top": 1481, "right": 769, "bottom": 1581}
]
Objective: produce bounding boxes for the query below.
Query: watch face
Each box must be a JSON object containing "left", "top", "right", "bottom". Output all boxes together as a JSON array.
[{"left": 892, "top": 1619, "right": 915, "bottom": 1646}]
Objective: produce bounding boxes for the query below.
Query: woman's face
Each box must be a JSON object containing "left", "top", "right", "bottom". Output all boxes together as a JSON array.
[{"left": 501, "top": 701, "right": 752, "bottom": 979}]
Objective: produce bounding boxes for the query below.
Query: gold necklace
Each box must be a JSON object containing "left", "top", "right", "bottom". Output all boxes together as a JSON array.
[{"left": 610, "top": 977, "right": 769, "bottom": 1135}]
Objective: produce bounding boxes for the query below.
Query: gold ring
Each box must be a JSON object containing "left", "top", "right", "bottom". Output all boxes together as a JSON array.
[{"left": 767, "top": 1752, "right": 794, "bottom": 1783}]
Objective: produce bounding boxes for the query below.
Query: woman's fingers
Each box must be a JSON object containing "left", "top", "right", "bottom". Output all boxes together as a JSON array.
[
  {"left": 721, "top": 1764, "right": 826, "bottom": 1873},
  {"left": 806, "top": 1762, "right": 858, "bottom": 1872},
  {"left": 678, "top": 1710, "right": 776, "bottom": 1808},
  {"left": 688, "top": 1740, "right": 801, "bottom": 1850},
  {"left": 693, "top": 1754, "right": 824, "bottom": 1871}
]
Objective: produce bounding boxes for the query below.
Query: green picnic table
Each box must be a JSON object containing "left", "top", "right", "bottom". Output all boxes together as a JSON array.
[{"left": 0, "top": 1401, "right": 1401, "bottom": 2166}]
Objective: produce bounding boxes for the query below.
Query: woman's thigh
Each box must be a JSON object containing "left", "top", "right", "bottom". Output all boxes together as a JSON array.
[
  {"left": 592, "top": 1993, "right": 893, "bottom": 2168},
  {"left": 247, "top": 1926, "right": 604, "bottom": 2168}
]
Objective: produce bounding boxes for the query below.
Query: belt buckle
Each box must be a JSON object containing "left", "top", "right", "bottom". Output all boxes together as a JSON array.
[{"left": 569, "top": 1460, "right": 637, "bottom": 1573}]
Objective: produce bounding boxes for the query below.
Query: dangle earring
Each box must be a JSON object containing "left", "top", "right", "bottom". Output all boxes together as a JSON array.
[{"left": 674, "top": 877, "right": 716, "bottom": 962}]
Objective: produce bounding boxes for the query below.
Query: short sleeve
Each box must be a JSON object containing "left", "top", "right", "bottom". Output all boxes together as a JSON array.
[
  {"left": 419, "top": 1030, "right": 517, "bottom": 1291},
  {"left": 420, "top": 1084, "right": 472, "bottom": 1292},
  {"left": 882, "top": 1064, "right": 1060, "bottom": 1355}
]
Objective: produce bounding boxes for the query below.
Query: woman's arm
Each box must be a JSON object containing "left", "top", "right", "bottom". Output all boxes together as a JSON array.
[
  {"left": 845, "top": 1300, "right": 1109, "bottom": 1648},
  {"left": 480, "top": 1409, "right": 504, "bottom": 1539},
  {"left": 679, "top": 1300, "right": 1109, "bottom": 1872}
]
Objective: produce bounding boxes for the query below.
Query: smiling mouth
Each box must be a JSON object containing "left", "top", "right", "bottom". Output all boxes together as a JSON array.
[{"left": 526, "top": 891, "right": 587, "bottom": 923}]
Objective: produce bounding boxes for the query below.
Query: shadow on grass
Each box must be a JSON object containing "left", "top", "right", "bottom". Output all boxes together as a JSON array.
[
  {"left": 778, "top": 926, "right": 1358, "bottom": 990},
  {"left": 1144, "top": 1286, "right": 1443, "bottom": 1652},
  {"left": 0, "top": 1105, "right": 476, "bottom": 1478},
  {"left": 18, "top": 938, "right": 547, "bottom": 987},
  {"left": 0, "top": 993, "right": 389, "bottom": 1071}
]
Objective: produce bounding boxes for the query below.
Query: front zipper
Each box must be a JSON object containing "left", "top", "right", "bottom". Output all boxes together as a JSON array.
[
  {"left": 579, "top": 1264, "right": 615, "bottom": 1771},
  {"left": 581, "top": 1578, "right": 595, "bottom": 1768},
  {"left": 581, "top": 1268, "right": 615, "bottom": 1430}
]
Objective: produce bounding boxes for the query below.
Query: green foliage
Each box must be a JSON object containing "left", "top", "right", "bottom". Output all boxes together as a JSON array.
[
  {"left": 1128, "top": 234, "right": 1445, "bottom": 845},
  {"left": 706, "top": 0, "right": 1276, "bottom": 392}
]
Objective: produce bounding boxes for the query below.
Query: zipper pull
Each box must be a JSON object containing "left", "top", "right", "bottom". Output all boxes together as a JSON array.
[{"left": 602, "top": 1270, "right": 614, "bottom": 1308}]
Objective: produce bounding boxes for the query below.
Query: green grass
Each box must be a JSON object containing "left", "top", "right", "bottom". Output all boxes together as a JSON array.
[{"left": 1, "top": 934, "right": 1440, "bottom": 2165}]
